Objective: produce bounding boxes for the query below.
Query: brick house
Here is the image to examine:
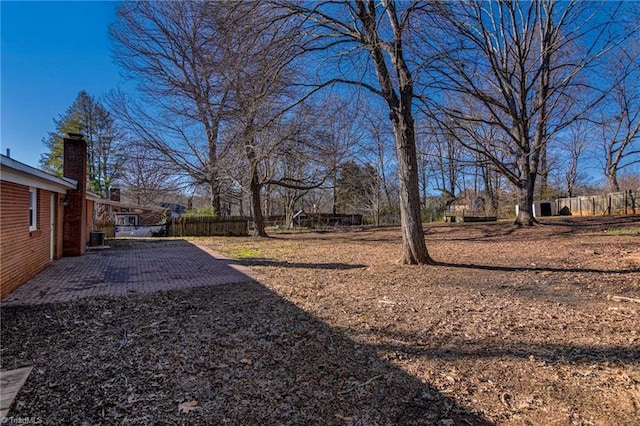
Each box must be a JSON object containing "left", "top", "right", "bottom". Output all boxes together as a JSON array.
[{"left": 0, "top": 134, "right": 98, "bottom": 297}]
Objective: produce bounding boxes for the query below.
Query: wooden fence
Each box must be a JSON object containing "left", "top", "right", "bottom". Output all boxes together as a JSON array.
[
  {"left": 95, "top": 220, "right": 116, "bottom": 238},
  {"left": 556, "top": 190, "right": 639, "bottom": 216},
  {"left": 168, "top": 216, "right": 248, "bottom": 237}
]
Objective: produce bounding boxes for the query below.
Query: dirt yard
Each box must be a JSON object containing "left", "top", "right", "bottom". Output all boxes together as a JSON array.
[{"left": 1, "top": 216, "right": 639, "bottom": 425}]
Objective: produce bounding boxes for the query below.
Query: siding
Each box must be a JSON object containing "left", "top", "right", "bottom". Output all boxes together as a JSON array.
[{"left": 0, "top": 182, "right": 54, "bottom": 297}]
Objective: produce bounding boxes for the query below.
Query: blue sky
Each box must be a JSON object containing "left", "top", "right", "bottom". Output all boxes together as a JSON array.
[{"left": 1, "top": 1, "right": 123, "bottom": 167}]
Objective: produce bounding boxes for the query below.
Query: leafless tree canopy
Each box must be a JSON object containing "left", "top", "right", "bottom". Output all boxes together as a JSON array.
[
  {"left": 278, "top": 0, "right": 437, "bottom": 263},
  {"left": 110, "top": 1, "right": 238, "bottom": 212},
  {"left": 420, "top": 0, "right": 638, "bottom": 224},
  {"left": 103, "top": 0, "right": 639, "bottom": 254},
  {"left": 597, "top": 45, "right": 640, "bottom": 191}
]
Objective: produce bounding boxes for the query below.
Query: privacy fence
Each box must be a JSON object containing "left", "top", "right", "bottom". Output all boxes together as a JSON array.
[
  {"left": 556, "top": 190, "right": 639, "bottom": 216},
  {"left": 95, "top": 220, "right": 116, "bottom": 238},
  {"left": 167, "top": 216, "right": 248, "bottom": 237}
]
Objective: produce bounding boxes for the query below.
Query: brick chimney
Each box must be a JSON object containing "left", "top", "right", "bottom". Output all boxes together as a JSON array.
[
  {"left": 63, "top": 133, "right": 87, "bottom": 256},
  {"left": 110, "top": 187, "right": 121, "bottom": 202}
]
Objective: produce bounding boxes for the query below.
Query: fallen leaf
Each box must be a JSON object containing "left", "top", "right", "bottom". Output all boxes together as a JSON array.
[{"left": 178, "top": 400, "right": 198, "bottom": 414}]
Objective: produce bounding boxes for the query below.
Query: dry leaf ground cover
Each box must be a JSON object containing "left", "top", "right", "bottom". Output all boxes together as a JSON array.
[{"left": 1, "top": 216, "right": 639, "bottom": 425}]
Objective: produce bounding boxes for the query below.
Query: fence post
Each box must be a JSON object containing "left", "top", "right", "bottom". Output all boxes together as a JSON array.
[
  {"left": 578, "top": 198, "right": 582, "bottom": 216},
  {"left": 624, "top": 190, "right": 628, "bottom": 215}
]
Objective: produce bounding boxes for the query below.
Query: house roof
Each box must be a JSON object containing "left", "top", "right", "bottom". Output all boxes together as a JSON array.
[
  {"left": 86, "top": 191, "right": 103, "bottom": 202},
  {"left": 1, "top": 155, "right": 167, "bottom": 212},
  {"left": 95, "top": 197, "right": 167, "bottom": 212},
  {"left": 0, "top": 154, "right": 77, "bottom": 193}
]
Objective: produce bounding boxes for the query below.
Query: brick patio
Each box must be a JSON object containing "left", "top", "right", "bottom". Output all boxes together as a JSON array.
[{"left": 1, "top": 240, "right": 255, "bottom": 306}]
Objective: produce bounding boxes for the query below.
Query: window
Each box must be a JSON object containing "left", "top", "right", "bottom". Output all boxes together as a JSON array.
[{"left": 29, "top": 187, "right": 37, "bottom": 231}]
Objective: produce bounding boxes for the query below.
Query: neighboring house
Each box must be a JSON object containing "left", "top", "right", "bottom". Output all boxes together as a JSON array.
[
  {"left": 0, "top": 134, "right": 96, "bottom": 297},
  {"left": 99, "top": 191, "right": 168, "bottom": 227},
  {"left": 108, "top": 202, "right": 167, "bottom": 227},
  {"left": 444, "top": 194, "right": 499, "bottom": 223},
  {"left": 159, "top": 202, "right": 187, "bottom": 219}
]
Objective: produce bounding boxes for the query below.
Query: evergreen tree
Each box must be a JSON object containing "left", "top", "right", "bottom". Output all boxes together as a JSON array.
[{"left": 40, "top": 91, "right": 125, "bottom": 197}]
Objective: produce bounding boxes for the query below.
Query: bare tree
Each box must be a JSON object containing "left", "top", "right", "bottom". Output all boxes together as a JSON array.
[
  {"left": 598, "top": 47, "right": 640, "bottom": 191},
  {"left": 270, "top": 104, "right": 348, "bottom": 229},
  {"left": 357, "top": 106, "right": 400, "bottom": 220},
  {"left": 418, "top": 117, "right": 464, "bottom": 207},
  {"left": 558, "top": 121, "right": 590, "bottom": 198},
  {"left": 280, "top": 0, "right": 432, "bottom": 263},
  {"left": 110, "top": 1, "right": 234, "bottom": 213},
  {"left": 120, "top": 145, "right": 182, "bottom": 205},
  {"left": 112, "top": 2, "right": 346, "bottom": 234},
  {"left": 218, "top": 2, "right": 324, "bottom": 236},
  {"left": 427, "top": 0, "right": 636, "bottom": 225}
]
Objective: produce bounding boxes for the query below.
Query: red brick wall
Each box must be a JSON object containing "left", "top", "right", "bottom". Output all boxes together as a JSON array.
[
  {"left": 0, "top": 182, "right": 54, "bottom": 297},
  {"left": 63, "top": 137, "right": 87, "bottom": 256},
  {"left": 53, "top": 192, "right": 64, "bottom": 260},
  {"left": 86, "top": 199, "right": 95, "bottom": 243}
]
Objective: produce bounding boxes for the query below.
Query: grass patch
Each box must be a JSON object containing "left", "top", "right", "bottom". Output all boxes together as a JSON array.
[
  {"left": 603, "top": 227, "right": 640, "bottom": 235},
  {"left": 226, "top": 247, "right": 262, "bottom": 259}
]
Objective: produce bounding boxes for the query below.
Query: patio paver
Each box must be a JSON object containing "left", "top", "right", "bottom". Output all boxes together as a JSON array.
[{"left": 1, "top": 241, "right": 255, "bottom": 306}]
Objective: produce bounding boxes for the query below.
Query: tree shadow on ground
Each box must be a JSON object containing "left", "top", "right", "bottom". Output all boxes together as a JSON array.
[
  {"left": 353, "top": 328, "right": 640, "bottom": 366},
  {"left": 424, "top": 215, "right": 640, "bottom": 242},
  {"left": 0, "top": 241, "right": 491, "bottom": 425},
  {"left": 235, "top": 258, "right": 367, "bottom": 270},
  {"left": 538, "top": 215, "right": 640, "bottom": 231},
  {"left": 430, "top": 260, "right": 639, "bottom": 275},
  {"left": 424, "top": 223, "right": 519, "bottom": 242}
]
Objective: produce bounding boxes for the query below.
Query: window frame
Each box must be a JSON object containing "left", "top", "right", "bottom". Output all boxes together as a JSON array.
[{"left": 29, "top": 187, "right": 38, "bottom": 231}]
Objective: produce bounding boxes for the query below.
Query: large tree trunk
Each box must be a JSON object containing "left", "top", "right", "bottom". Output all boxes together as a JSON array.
[
  {"left": 392, "top": 111, "right": 432, "bottom": 264},
  {"left": 539, "top": 146, "right": 549, "bottom": 199},
  {"left": 209, "top": 178, "right": 221, "bottom": 214},
  {"left": 607, "top": 171, "right": 620, "bottom": 192},
  {"left": 238, "top": 187, "right": 245, "bottom": 217},
  {"left": 515, "top": 156, "right": 536, "bottom": 226},
  {"left": 206, "top": 123, "right": 221, "bottom": 214},
  {"left": 250, "top": 168, "right": 267, "bottom": 237},
  {"left": 354, "top": 1, "right": 431, "bottom": 265},
  {"left": 284, "top": 190, "right": 298, "bottom": 229},
  {"left": 516, "top": 183, "right": 535, "bottom": 226},
  {"left": 244, "top": 132, "right": 268, "bottom": 237}
]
